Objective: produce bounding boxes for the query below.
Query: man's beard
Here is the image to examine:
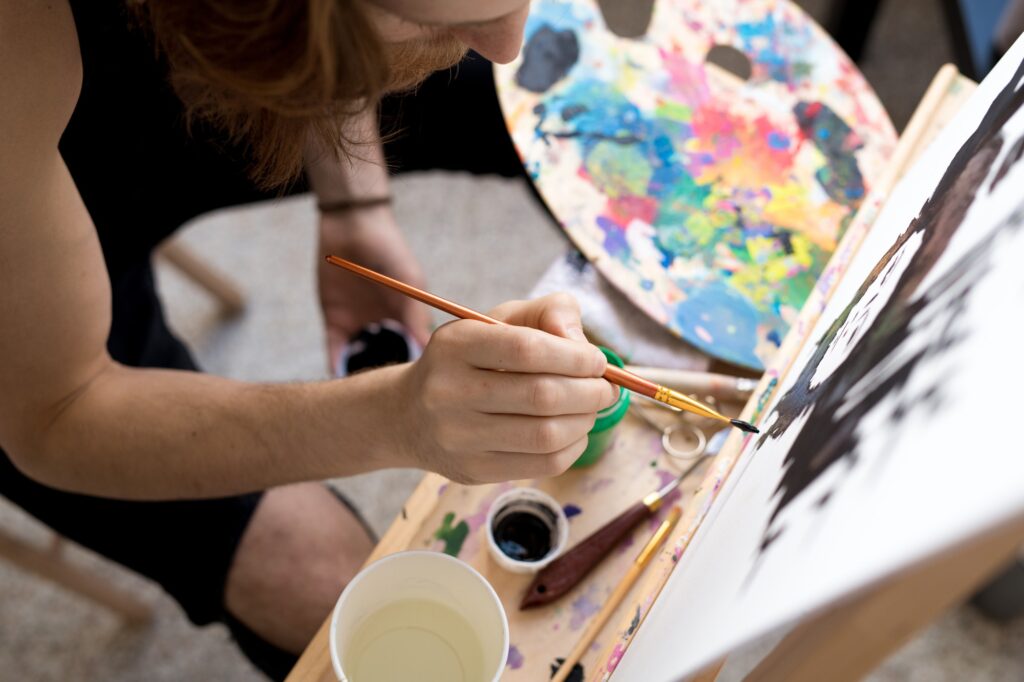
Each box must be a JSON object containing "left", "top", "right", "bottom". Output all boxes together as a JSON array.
[{"left": 383, "top": 33, "right": 470, "bottom": 94}]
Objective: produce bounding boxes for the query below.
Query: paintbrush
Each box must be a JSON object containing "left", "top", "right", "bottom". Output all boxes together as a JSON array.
[
  {"left": 550, "top": 506, "right": 682, "bottom": 682},
  {"left": 324, "top": 256, "right": 759, "bottom": 433},
  {"left": 521, "top": 456, "right": 704, "bottom": 609},
  {"left": 623, "top": 364, "right": 759, "bottom": 402}
]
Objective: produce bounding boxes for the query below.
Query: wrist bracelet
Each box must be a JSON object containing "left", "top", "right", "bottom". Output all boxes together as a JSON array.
[{"left": 317, "top": 196, "right": 393, "bottom": 213}]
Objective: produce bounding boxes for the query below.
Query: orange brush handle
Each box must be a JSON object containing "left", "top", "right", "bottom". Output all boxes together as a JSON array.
[
  {"left": 325, "top": 255, "right": 658, "bottom": 396},
  {"left": 323, "top": 255, "right": 757, "bottom": 431}
]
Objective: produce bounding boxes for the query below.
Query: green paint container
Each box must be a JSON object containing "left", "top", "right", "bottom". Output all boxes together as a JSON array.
[{"left": 572, "top": 347, "right": 630, "bottom": 468}]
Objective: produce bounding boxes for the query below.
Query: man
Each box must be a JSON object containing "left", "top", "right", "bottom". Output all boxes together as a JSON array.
[{"left": 0, "top": 0, "right": 615, "bottom": 678}]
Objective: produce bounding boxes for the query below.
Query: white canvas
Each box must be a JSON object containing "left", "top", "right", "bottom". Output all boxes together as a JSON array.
[{"left": 614, "top": 38, "right": 1024, "bottom": 681}]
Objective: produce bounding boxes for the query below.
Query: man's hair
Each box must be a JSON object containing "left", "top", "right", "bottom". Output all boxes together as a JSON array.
[{"left": 140, "top": 0, "right": 391, "bottom": 190}]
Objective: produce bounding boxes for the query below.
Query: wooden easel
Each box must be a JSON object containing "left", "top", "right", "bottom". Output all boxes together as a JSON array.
[
  {"left": 705, "top": 64, "right": 1024, "bottom": 682},
  {"left": 688, "top": 510, "right": 1024, "bottom": 682},
  {"left": 741, "top": 514, "right": 1024, "bottom": 681},
  {"left": 284, "top": 65, "right": 1015, "bottom": 682}
]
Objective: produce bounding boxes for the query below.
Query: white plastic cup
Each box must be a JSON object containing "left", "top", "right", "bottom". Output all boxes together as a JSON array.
[
  {"left": 330, "top": 551, "right": 508, "bottom": 682},
  {"left": 485, "top": 487, "right": 570, "bottom": 574}
]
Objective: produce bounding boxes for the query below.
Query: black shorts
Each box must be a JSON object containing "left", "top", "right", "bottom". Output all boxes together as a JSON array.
[
  {"left": 2, "top": 35, "right": 526, "bottom": 680},
  {"left": 0, "top": 262, "right": 261, "bottom": 628}
]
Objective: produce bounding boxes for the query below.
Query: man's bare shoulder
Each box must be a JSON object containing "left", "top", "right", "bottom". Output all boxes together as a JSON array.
[{"left": 0, "top": 0, "right": 82, "bottom": 156}]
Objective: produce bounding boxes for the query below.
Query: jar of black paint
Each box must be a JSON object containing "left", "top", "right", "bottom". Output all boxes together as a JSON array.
[{"left": 485, "top": 488, "right": 569, "bottom": 574}]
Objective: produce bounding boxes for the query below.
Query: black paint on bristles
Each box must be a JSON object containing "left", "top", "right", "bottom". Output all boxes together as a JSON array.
[{"left": 731, "top": 418, "right": 760, "bottom": 434}]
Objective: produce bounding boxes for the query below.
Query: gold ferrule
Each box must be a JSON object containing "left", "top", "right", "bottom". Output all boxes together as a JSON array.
[
  {"left": 663, "top": 388, "right": 726, "bottom": 421},
  {"left": 642, "top": 490, "right": 664, "bottom": 510}
]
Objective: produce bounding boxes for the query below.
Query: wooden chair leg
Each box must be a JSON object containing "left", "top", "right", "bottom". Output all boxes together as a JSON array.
[
  {"left": 0, "top": 529, "right": 153, "bottom": 624},
  {"left": 158, "top": 240, "right": 246, "bottom": 314}
]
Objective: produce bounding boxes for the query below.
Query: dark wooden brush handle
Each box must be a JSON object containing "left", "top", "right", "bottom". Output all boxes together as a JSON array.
[{"left": 519, "top": 501, "right": 652, "bottom": 609}]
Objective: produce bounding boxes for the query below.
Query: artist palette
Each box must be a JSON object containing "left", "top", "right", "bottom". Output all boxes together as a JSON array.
[{"left": 495, "top": 0, "right": 896, "bottom": 369}]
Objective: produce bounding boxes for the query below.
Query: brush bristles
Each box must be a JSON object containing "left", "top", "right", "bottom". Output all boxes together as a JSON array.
[{"left": 731, "top": 419, "right": 760, "bottom": 434}]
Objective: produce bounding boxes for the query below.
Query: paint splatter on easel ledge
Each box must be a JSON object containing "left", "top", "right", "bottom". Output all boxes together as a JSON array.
[{"left": 432, "top": 512, "right": 469, "bottom": 556}]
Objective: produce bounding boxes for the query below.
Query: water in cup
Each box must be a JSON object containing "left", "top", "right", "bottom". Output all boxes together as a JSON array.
[{"left": 342, "top": 598, "right": 486, "bottom": 682}]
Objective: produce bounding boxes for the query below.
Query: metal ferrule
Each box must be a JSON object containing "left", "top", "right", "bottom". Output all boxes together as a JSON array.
[{"left": 663, "top": 388, "right": 725, "bottom": 421}]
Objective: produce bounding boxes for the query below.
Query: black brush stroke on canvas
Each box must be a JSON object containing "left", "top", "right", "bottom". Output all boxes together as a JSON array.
[{"left": 753, "top": 56, "right": 1024, "bottom": 555}]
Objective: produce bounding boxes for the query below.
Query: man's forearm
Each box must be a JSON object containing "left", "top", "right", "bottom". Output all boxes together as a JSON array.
[
  {"left": 20, "top": 362, "right": 408, "bottom": 500},
  {"left": 305, "top": 107, "right": 391, "bottom": 204}
]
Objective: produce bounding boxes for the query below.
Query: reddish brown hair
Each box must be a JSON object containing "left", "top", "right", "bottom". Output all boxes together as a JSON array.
[{"left": 140, "top": 0, "right": 391, "bottom": 190}]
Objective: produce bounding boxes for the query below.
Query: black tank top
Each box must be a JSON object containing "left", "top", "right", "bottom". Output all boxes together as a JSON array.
[
  {"left": 59, "top": 0, "right": 278, "bottom": 278},
  {"left": 58, "top": 1, "right": 295, "bottom": 367}
]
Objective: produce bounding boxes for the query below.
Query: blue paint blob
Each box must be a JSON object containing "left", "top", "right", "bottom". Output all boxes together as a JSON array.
[
  {"left": 597, "top": 215, "right": 631, "bottom": 262},
  {"left": 767, "top": 131, "right": 790, "bottom": 150},
  {"left": 563, "top": 504, "right": 582, "bottom": 519},
  {"left": 674, "top": 282, "right": 762, "bottom": 367}
]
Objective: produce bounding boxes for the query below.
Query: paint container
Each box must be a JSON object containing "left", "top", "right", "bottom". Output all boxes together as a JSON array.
[
  {"left": 572, "top": 346, "right": 631, "bottom": 468},
  {"left": 662, "top": 422, "right": 708, "bottom": 463},
  {"left": 486, "top": 488, "right": 569, "bottom": 574},
  {"left": 330, "top": 551, "right": 508, "bottom": 682},
  {"left": 334, "top": 319, "right": 422, "bottom": 378}
]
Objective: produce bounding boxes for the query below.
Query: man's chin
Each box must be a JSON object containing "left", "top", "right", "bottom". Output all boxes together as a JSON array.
[{"left": 383, "top": 41, "right": 470, "bottom": 94}]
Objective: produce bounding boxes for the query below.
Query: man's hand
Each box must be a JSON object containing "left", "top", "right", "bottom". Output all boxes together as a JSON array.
[
  {"left": 389, "top": 293, "right": 618, "bottom": 484},
  {"left": 318, "top": 205, "right": 433, "bottom": 370}
]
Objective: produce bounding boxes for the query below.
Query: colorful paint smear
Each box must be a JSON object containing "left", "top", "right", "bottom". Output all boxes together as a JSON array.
[
  {"left": 569, "top": 585, "right": 602, "bottom": 630},
  {"left": 507, "top": 644, "right": 525, "bottom": 670},
  {"left": 432, "top": 511, "right": 469, "bottom": 556},
  {"left": 496, "top": 0, "right": 895, "bottom": 368}
]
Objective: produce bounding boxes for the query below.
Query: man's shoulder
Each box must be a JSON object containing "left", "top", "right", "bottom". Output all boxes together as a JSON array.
[{"left": 0, "top": 0, "right": 82, "bottom": 153}]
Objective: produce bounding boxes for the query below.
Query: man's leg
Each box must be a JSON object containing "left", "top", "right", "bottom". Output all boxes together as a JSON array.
[
  {"left": 224, "top": 482, "right": 374, "bottom": 655},
  {"left": 1, "top": 456, "right": 373, "bottom": 681}
]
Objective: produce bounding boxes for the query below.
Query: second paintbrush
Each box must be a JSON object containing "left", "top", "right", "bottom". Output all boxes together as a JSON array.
[{"left": 325, "top": 256, "right": 758, "bottom": 433}]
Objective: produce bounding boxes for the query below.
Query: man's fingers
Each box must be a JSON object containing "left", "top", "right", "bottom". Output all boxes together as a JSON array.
[
  {"left": 473, "top": 437, "right": 591, "bottom": 481},
  {"left": 481, "top": 413, "right": 597, "bottom": 455},
  {"left": 445, "top": 322, "right": 606, "bottom": 377},
  {"left": 489, "top": 292, "right": 587, "bottom": 341},
  {"left": 469, "top": 371, "right": 618, "bottom": 416}
]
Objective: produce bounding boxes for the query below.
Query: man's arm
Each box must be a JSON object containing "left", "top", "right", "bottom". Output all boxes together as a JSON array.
[
  {"left": 304, "top": 106, "right": 391, "bottom": 204},
  {"left": 0, "top": 2, "right": 613, "bottom": 501},
  {"left": 305, "top": 108, "right": 433, "bottom": 362},
  {"left": 0, "top": 2, "right": 402, "bottom": 499}
]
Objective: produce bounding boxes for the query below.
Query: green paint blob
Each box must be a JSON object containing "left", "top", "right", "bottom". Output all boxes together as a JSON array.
[
  {"left": 433, "top": 512, "right": 470, "bottom": 557},
  {"left": 655, "top": 101, "right": 692, "bottom": 123},
  {"left": 585, "top": 141, "right": 652, "bottom": 199}
]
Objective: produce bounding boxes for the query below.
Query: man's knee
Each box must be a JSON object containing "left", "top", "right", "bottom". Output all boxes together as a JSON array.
[{"left": 224, "top": 483, "right": 374, "bottom": 653}]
